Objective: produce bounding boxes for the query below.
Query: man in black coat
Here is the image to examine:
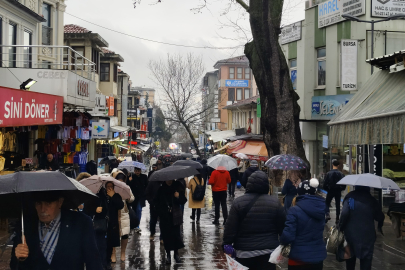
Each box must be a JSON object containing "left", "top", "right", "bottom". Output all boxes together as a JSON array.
[
  {"left": 200, "top": 159, "right": 211, "bottom": 185},
  {"left": 228, "top": 168, "right": 239, "bottom": 197},
  {"left": 339, "top": 186, "right": 384, "bottom": 270},
  {"left": 145, "top": 164, "right": 162, "bottom": 240},
  {"left": 11, "top": 192, "right": 103, "bottom": 270},
  {"left": 127, "top": 167, "right": 148, "bottom": 233},
  {"left": 323, "top": 159, "right": 345, "bottom": 223},
  {"left": 241, "top": 160, "right": 259, "bottom": 188},
  {"left": 223, "top": 171, "right": 285, "bottom": 269}
]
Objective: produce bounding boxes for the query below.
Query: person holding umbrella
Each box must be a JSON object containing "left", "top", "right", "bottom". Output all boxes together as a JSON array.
[
  {"left": 127, "top": 167, "right": 148, "bottom": 233},
  {"left": 281, "top": 171, "right": 302, "bottom": 212},
  {"left": 209, "top": 167, "right": 231, "bottom": 225}
]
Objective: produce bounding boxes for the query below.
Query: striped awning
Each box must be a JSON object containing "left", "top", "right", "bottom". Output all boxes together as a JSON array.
[
  {"left": 329, "top": 69, "right": 405, "bottom": 145},
  {"left": 226, "top": 140, "right": 247, "bottom": 155},
  {"left": 231, "top": 141, "right": 269, "bottom": 161}
]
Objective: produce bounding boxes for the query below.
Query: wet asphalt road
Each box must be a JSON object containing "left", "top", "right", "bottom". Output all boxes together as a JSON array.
[{"left": 113, "top": 186, "right": 405, "bottom": 270}]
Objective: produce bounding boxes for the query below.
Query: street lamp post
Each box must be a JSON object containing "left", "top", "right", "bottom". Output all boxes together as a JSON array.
[{"left": 342, "top": 14, "right": 405, "bottom": 75}]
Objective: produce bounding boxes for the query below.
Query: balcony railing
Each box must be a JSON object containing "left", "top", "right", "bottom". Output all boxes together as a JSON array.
[{"left": 0, "top": 45, "right": 96, "bottom": 81}]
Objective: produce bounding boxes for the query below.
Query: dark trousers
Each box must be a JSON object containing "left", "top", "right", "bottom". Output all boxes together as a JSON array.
[
  {"left": 288, "top": 262, "right": 323, "bottom": 270},
  {"left": 346, "top": 256, "right": 372, "bottom": 270},
  {"left": 150, "top": 204, "right": 159, "bottom": 235},
  {"left": 212, "top": 191, "right": 228, "bottom": 221},
  {"left": 325, "top": 190, "right": 342, "bottom": 219},
  {"left": 236, "top": 254, "right": 276, "bottom": 270},
  {"left": 228, "top": 181, "right": 237, "bottom": 196},
  {"left": 191, "top": 208, "right": 201, "bottom": 220},
  {"left": 106, "top": 243, "right": 113, "bottom": 264},
  {"left": 95, "top": 233, "right": 107, "bottom": 268}
]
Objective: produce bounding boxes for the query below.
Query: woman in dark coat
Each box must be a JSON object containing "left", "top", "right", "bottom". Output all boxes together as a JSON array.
[
  {"left": 339, "top": 186, "right": 384, "bottom": 270},
  {"left": 154, "top": 180, "right": 187, "bottom": 265},
  {"left": 105, "top": 181, "right": 124, "bottom": 267},
  {"left": 281, "top": 171, "right": 301, "bottom": 212}
]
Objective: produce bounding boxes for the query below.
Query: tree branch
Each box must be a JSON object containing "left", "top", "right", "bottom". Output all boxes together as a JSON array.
[{"left": 234, "top": 0, "right": 249, "bottom": 12}]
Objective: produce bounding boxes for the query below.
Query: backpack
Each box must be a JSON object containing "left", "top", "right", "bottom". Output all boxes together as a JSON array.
[{"left": 192, "top": 178, "right": 206, "bottom": 201}]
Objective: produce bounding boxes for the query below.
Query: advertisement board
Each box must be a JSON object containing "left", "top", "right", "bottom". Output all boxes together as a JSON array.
[
  {"left": 280, "top": 21, "right": 302, "bottom": 44},
  {"left": 0, "top": 86, "right": 63, "bottom": 127},
  {"left": 225, "top": 80, "right": 249, "bottom": 87},
  {"left": 341, "top": 40, "right": 358, "bottom": 91},
  {"left": 91, "top": 121, "right": 109, "bottom": 139},
  {"left": 318, "top": 0, "right": 366, "bottom": 28},
  {"left": 311, "top": 94, "right": 354, "bottom": 119},
  {"left": 107, "top": 97, "right": 114, "bottom": 116},
  {"left": 372, "top": 0, "right": 405, "bottom": 17}
]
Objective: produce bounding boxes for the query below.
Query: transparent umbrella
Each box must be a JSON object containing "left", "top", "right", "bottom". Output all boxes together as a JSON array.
[
  {"left": 337, "top": 173, "right": 400, "bottom": 190},
  {"left": 207, "top": 154, "right": 238, "bottom": 171}
]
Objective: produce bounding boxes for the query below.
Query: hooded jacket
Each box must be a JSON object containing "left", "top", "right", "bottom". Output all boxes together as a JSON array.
[
  {"left": 209, "top": 169, "right": 231, "bottom": 192},
  {"left": 280, "top": 195, "right": 327, "bottom": 263},
  {"left": 241, "top": 166, "right": 259, "bottom": 188},
  {"left": 223, "top": 171, "right": 286, "bottom": 251}
]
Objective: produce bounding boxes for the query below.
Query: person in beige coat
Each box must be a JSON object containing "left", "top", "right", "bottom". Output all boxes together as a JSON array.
[
  {"left": 187, "top": 174, "right": 205, "bottom": 222},
  {"left": 111, "top": 170, "right": 135, "bottom": 263}
]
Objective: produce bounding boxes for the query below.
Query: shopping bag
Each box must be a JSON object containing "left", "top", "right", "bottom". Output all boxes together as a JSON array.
[
  {"left": 325, "top": 226, "right": 344, "bottom": 254},
  {"left": 236, "top": 181, "right": 242, "bottom": 189},
  {"left": 269, "top": 245, "right": 287, "bottom": 264},
  {"left": 226, "top": 254, "right": 249, "bottom": 270}
]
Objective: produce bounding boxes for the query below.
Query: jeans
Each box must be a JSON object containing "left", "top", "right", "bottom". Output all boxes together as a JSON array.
[
  {"left": 212, "top": 191, "right": 228, "bottom": 221},
  {"left": 325, "top": 190, "right": 342, "bottom": 219},
  {"left": 236, "top": 254, "right": 276, "bottom": 270},
  {"left": 346, "top": 256, "right": 373, "bottom": 270},
  {"left": 191, "top": 208, "right": 201, "bottom": 220},
  {"left": 288, "top": 262, "right": 323, "bottom": 270},
  {"left": 150, "top": 204, "right": 159, "bottom": 235},
  {"left": 134, "top": 201, "right": 142, "bottom": 227}
]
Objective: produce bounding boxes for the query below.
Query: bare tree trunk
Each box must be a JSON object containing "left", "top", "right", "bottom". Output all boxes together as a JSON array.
[
  {"left": 244, "top": 0, "right": 309, "bottom": 179},
  {"left": 182, "top": 121, "right": 201, "bottom": 157}
]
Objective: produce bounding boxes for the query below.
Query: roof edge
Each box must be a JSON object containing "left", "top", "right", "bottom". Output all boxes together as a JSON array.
[{"left": 5, "top": 0, "right": 46, "bottom": 22}]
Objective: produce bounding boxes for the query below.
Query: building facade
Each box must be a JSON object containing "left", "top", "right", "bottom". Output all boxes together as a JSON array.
[{"left": 201, "top": 70, "right": 218, "bottom": 131}]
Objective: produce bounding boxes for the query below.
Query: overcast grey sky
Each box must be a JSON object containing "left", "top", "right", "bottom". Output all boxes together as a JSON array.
[{"left": 65, "top": 0, "right": 305, "bottom": 102}]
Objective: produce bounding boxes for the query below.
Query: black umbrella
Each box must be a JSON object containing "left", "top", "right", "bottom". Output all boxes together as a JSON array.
[
  {"left": 0, "top": 171, "right": 98, "bottom": 218},
  {"left": 172, "top": 160, "right": 203, "bottom": 170},
  {"left": 149, "top": 166, "right": 199, "bottom": 182},
  {"left": 99, "top": 156, "right": 117, "bottom": 165}
]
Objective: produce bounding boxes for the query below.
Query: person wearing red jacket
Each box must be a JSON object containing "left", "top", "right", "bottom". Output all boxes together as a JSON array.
[{"left": 209, "top": 167, "right": 231, "bottom": 225}]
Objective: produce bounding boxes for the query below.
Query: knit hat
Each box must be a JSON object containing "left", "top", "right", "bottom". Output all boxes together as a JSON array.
[
  {"left": 297, "top": 178, "right": 319, "bottom": 195},
  {"left": 250, "top": 160, "right": 258, "bottom": 167}
]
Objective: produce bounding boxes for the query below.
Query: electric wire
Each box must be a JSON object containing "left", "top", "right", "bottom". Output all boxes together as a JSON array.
[
  {"left": 1, "top": 60, "right": 22, "bottom": 84},
  {"left": 65, "top": 12, "right": 244, "bottom": 50}
]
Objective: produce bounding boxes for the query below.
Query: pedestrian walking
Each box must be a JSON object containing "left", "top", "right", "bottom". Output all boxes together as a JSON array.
[
  {"left": 187, "top": 173, "right": 205, "bottom": 222},
  {"left": 209, "top": 167, "right": 231, "bottom": 225},
  {"left": 145, "top": 164, "right": 162, "bottom": 240},
  {"left": 281, "top": 171, "right": 301, "bottom": 212},
  {"left": 223, "top": 171, "right": 286, "bottom": 270},
  {"left": 323, "top": 159, "right": 346, "bottom": 223},
  {"left": 241, "top": 160, "right": 259, "bottom": 188},
  {"left": 238, "top": 159, "right": 248, "bottom": 180},
  {"left": 200, "top": 159, "right": 211, "bottom": 185},
  {"left": 11, "top": 191, "right": 104, "bottom": 270},
  {"left": 228, "top": 168, "right": 239, "bottom": 197},
  {"left": 339, "top": 186, "right": 385, "bottom": 270},
  {"left": 154, "top": 180, "right": 187, "bottom": 265},
  {"left": 127, "top": 167, "right": 148, "bottom": 233},
  {"left": 280, "top": 179, "right": 327, "bottom": 270},
  {"left": 111, "top": 170, "right": 135, "bottom": 263}
]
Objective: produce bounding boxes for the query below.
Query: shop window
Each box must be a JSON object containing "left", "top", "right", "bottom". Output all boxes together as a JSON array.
[
  {"left": 317, "top": 48, "right": 326, "bottom": 87},
  {"left": 72, "top": 47, "right": 85, "bottom": 70},
  {"left": 237, "top": 67, "right": 243, "bottom": 79},
  {"left": 244, "top": 68, "right": 250, "bottom": 79},
  {"left": 113, "top": 64, "right": 118, "bottom": 82},
  {"left": 23, "top": 30, "right": 32, "bottom": 68},
  {"left": 100, "top": 63, "right": 110, "bottom": 81},
  {"left": 244, "top": 88, "right": 250, "bottom": 99},
  {"left": 8, "top": 22, "right": 17, "bottom": 67},
  {"left": 290, "top": 59, "right": 297, "bottom": 90},
  {"left": 228, "top": 88, "right": 235, "bottom": 101},
  {"left": 229, "top": 67, "right": 235, "bottom": 79},
  {"left": 236, "top": 88, "right": 242, "bottom": 101},
  {"left": 42, "top": 3, "right": 52, "bottom": 45}
]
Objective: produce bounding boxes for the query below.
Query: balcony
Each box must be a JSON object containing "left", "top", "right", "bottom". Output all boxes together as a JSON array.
[{"left": 0, "top": 45, "right": 96, "bottom": 81}]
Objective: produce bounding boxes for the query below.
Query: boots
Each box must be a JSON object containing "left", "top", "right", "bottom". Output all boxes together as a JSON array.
[{"left": 174, "top": 250, "right": 182, "bottom": 263}]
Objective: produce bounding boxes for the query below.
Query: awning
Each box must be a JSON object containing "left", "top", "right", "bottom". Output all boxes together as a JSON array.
[
  {"left": 110, "top": 126, "right": 129, "bottom": 133},
  {"left": 329, "top": 69, "right": 405, "bottom": 145},
  {"left": 206, "top": 130, "right": 236, "bottom": 143},
  {"left": 136, "top": 144, "right": 151, "bottom": 152},
  {"left": 226, "top": 140, "right": 247, "bottom": 155},
  {"left": 232, "top": 141, "right": 268, "bottom": 161}
]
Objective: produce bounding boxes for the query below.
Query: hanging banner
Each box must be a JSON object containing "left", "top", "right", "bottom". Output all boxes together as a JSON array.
[
  {"left": 341, "top": 39, "right": 358, "bottom": 91},
  {"left": 280, "top": 21, "right": 302, "bottom": 45},
  {"left": 371, "top": 0, "right": 405, "bottom": 17},
  {"left": 257, "top": 98, "right": 261, "bottom": 118},
  {"left": 0, "top": 86, "right": 63, "bottom": 127},
  {"left": 318, "top": 0, "right": 366, "bottom": 28}
]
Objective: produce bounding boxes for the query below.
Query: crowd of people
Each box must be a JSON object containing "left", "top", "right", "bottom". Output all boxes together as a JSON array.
[{"left": 9, "top": 157, "right": 385, "bottom": 270}]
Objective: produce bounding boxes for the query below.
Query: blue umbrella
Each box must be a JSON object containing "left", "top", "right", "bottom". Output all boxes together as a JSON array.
[
  {"left": 337, "top": 173, "right": 400, "bottom": 190},
  {"left": 265, "top": 154, "right": 307, "bottom": 171},
  {"left": 118, "top": 161, "right": 146, "bottom": 172}
]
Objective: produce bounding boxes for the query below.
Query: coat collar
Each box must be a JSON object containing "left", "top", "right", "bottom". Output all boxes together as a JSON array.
[{"left": 50, "top": 210, "right": 72, "bottom": 267}]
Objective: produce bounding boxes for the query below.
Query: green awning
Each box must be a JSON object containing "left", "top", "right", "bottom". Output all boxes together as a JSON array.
[{"left": 328, "top": 69, "right": 405, "bottom": 145}]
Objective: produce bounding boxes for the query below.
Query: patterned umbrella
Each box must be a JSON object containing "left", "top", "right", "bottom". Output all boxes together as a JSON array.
[{"left": 265, "top": 154, "right": 307, "bottom": 171}]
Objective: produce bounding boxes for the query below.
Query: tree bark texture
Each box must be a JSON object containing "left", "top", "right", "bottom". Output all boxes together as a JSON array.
[{"left": 244, "top": 0, "right": 309, "bottom": 180}]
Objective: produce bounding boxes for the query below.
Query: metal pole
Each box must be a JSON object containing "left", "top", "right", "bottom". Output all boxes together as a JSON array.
[{"left": 371, "top": 21, "right": 374, "bottom": 75}]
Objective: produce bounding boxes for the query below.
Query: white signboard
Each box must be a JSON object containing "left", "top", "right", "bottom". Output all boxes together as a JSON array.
[
  {"left": 341, "top": 39, "right": 358, "bottom": 91},
  {"left": 371, "top": 0, "right": 405, "bottom": 17},
  {"left": 318, "top": 0, "right": 366, "bottom": 28},
  {"left": 211, "top": 117, "right": 221, "bottom": 123},
  {"left": 92, "top": 121, "right": 109, "bottom": 138},
  {"left": 280, "top": 21, "right": 302, "bottom": 45}
]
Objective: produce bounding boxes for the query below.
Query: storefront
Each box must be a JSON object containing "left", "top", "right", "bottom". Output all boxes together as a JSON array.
[{"left": 329, "top": 54, "right": 405, "bottom": 208}]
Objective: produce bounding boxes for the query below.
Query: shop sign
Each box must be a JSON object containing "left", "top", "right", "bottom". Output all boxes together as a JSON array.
[
  {"left": 311, "top": 94, "right": 354, "bottom": 120},
  {"left": 140, "top": 133, "right": 147, "bottom": 139},
  {"left": 77, "top": 80, "right": 89, "bottom": 97},
  {"left": 225, "top": 80, "right": 249, "bottom": 87},
  {"left": 280, "top": 21, "right": 302, "bottom": 45},
  {"left": 107, "top": 97, "right": 114, "bottom": 116},
  {"left": 0, "top": 86, "right": 63, "bottom": 127},
  {"left": 341, "top": 40, "right": 358, "bottom": 91},
  {"left": 257, "top": 98, "right": 261, "bottom": 118},
  {"left": 318, "top": 0, "right": 366, "bottom": 28},
  {"left": 371, "top": 0, "right": 405, "bottom": 17},
  {"left": 356, "top": 145, "right": 369, "bottom": 174},
  {"left": 91, "top": 121, "right": 109, "bottom": 139},
  {"left": 369, "top": 144, "right": 383, "bottom": 176},
  {"left": 141, "top": 124, "right": 147, "bottom": 131}
]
